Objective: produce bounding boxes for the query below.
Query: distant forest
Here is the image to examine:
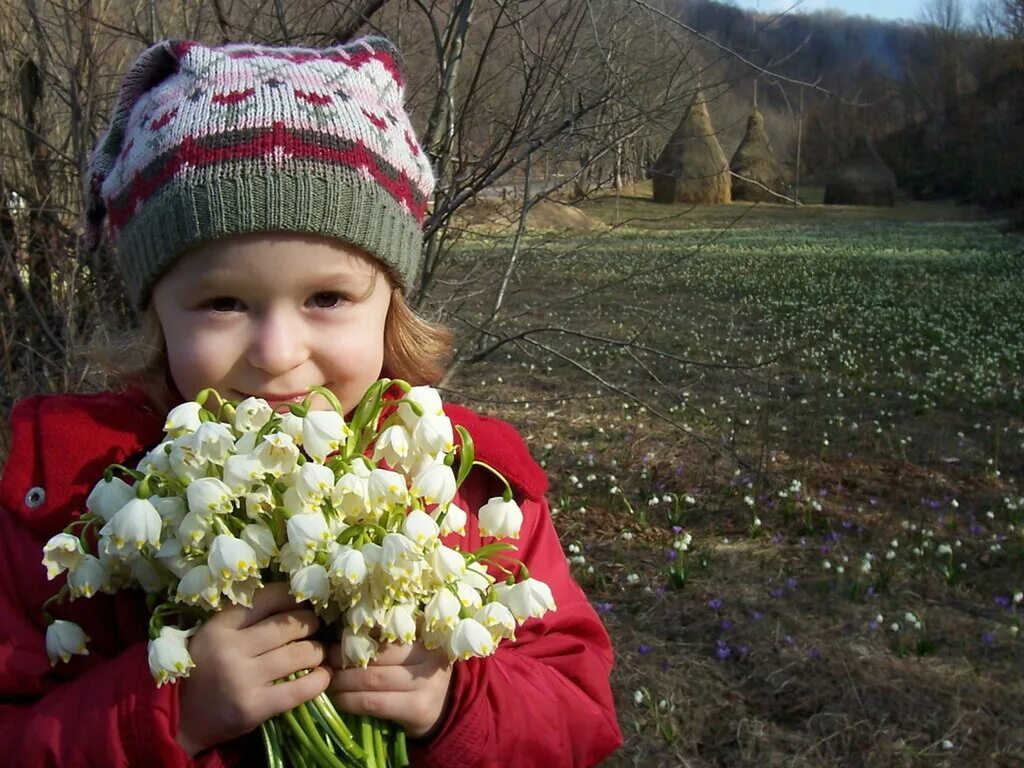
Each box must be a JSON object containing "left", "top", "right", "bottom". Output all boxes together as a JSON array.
[{"left": 667, "top": 0, "right": 1024, "bottom": 211}]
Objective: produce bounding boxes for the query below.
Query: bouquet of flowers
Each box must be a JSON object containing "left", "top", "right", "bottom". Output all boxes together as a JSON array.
[{"left": 40, "top": 379, "right": 555, "bottom": 767}]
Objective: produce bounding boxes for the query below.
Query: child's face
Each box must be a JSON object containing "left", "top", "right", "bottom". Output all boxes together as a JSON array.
[{"left": 152, "top": 234, "right": 391, "bottom": 413}]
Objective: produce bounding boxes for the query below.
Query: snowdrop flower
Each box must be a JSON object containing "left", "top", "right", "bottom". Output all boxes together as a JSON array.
[
  {"left": 381, "top": 603, "right": 417, "bottom": 644},
  {"left": 45, "top": 620, "right": 90, "bottom": 666},
  {"left": 42, "top": 533, "right": 85, "bottom": 579},
  {"left": 347, "top": 591, "right": 385, "bottom": 631},
  {"left": 340, "top": 626, "right": 377, "bottom": 668},
  {"left": 100, "top": 498, "right": 162, "bottom": 554},
  {"left": 164, "top": 402, "right": 202, "bottom": 436},
  {"left": 277, "top": 542, "right": 307, "bottom": 575},
  {"left": 129, "top": 555, "right": 169, "bottom": 593},
  {"left": 424, "top": 588, "right": 462, "bottom": 631},
  {"left": 433, "top": 502, "right": 467, "bottom": 536},
  {"left": 178, "top": 511, "right": 213, "bottom": 552},
  {"left": 296, "top": 462, "right": 335, "bottom": 505},
  {"left": 410, "top": 464, "right": 457, "bottom": 507},
  {"left": 137, "top": 441, "right": 172, "bottom": 474},
  {"left": 461, "top": 561, "right": 494, "bottom": 592},
  {"left": 449, "top": 618, "right": 495, "bottom": 660},
  {"left": 186, "top": 477, "right": 235, "bottom": 518},
  {"left": 282, "top": 486, "right": 318, "bottom": 517},
  {"left": 209, "top": 534, "right": 260, "bottom": 583},
  {"left": 474, "top": 602, "right": 516, "bottom": 641},
  {"left": 244, "top": 486, "right": 276, "bottom": 520},
  {"left": 85, "top": 476, "right": 135, "bottom": 522},
  {"left": 398, "top": 386, "right": 444, "bottom": 428},
  {"left": 428, "top": 545, "right": 467, "bottom": 582},
  {"left": 188, "top": 422, "right": 235, "bottom": 465},
  {"left": 234, "top": 397, "right": 274, "bottom": 433},
  {"left": 368, "top": 469, "right": 409, "bottom": 509},
  {"left": 241, "top": 523, "right": 279, "bottom": 568},
  {"left": 287, "top": 514, "right": 332, "bottom": 557},
  {"left": 381, "top": 533, "right": 419, "bottom": 578},
  {"left": 495, "top": 578, "right": 556, "bottom": 621},
  {"left": 373, "top": 424, "right": 411, "bottom": 466},
  {"left": 290, "top": 564, "right": 331, "bottom": 607},
  {"left": 402, "top": 509, "right": 440, "bottom": 548},
  {"left": 329, "top": 547, "right": 368, "bottom": 590},
  {"left": 223, "top": 454, "right": 266, "bottom": 494},
  {"left": 333, "top": 473, "right": 371, "bottom": 518},
  {"left": 454, "top": 581, "right": 484, "bottom": 611},
  {"left": 302, "top": 410, "right": 349, "bottom": 462},
  {"left": 177, "top": 564, "right": 221, "bottom": 610},
  {"left": 67, "top": 554, "right": 110, "bottom": 598},
  {"left": 168, "top": 440, "right": 209, "bottom": 482},
  {"left": 155, "top": 538, "right": 191, "bottom": 578},
  {"left": 148, "top": 625, "right": 197, "bottom": 686},
  {"left": 150, "top": 496, "right": 187, "bottom": 530},
  {"left": 478, "top": 497, "right": 523, "bottom": 539},
  {"left": 411, "top": 414, "right": 455, "bottom": 455},
  {"left": 255, "top": 432, "right": 300, "bottom": 477}
]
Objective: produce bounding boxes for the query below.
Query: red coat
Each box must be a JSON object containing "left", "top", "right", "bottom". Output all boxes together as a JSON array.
[{"left": 0, "top": 390, "right": 622, "bottom": 767}]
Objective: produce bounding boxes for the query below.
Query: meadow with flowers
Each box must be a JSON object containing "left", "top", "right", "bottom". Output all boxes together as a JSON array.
[{"left": 442, "top": 195, "right": 1023, "bottom": 766}]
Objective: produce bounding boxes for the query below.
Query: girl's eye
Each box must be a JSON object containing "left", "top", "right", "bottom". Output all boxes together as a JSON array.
[
  {"left": 308, "top": 291, "right": 345, "bottom": 309},
  {"left": 206, "top": 297, "right": 243, "bottom": 312}
]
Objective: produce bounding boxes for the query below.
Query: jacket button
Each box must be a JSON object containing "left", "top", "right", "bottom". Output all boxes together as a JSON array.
[{"left": 24, "top": 486, "right": 46, "bottom": 509}]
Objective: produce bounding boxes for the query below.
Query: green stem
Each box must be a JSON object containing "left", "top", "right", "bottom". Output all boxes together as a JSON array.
[
  {"left": 394, "top": 731, "right": 409, "bottom": 767},
  {"left": 373, "top": 721, "right": 386, "bottom": 767},
  {"left": 312, "top": 693, "right": 366, "bottom": 760},
  {"left": 261, "top": 720, "right": 284, "bottom": 768},
  {"left": 281, "top": 709, "right": 348, "bottom": 768},
  {"left": 361, "top": 717, "right": 379, "bottom": 768}
]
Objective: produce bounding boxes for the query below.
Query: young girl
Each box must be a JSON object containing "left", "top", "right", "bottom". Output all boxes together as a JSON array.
[{"left": 0, "top": 37, "right": 622, "bottom": 767}]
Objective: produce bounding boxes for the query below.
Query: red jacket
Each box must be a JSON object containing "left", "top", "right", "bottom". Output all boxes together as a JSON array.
[{"left": 0, "top": 390, "right": 622, "bottom": 767}]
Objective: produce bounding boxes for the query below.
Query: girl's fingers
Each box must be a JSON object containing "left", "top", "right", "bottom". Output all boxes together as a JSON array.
[
  {"left": 257, "top": 639, "right": 326, "bottom": 683},
  {"left": 245, "top": 608, "right": 321, "bottom": 655},
  {"left": 329, "top": 655, "right": 447, "bottom": 694},
  {"left": 217, "top": 583, "right": 299, "bottom": 630}
]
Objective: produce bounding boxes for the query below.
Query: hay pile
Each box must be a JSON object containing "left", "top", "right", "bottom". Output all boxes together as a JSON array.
[
  {"left": 730, "top": 110, "right": 787, "bottom": 202},
  {"left": 824, "top": 137, "right": 898, "bottom": 206},
  {"left": 651, "top": 90, "right": 731, "bottom": 204},
  {"left": 452, "top": 198, "right": 603, "bottom": 233}
]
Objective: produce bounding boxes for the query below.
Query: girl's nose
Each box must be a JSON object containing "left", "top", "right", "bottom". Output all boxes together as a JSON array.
[{"left": 247, "top": 307, "right": 308, "bottom": 375}]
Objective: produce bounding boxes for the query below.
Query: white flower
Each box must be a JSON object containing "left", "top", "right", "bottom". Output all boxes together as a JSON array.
[
  {"left": 373, "top": 424, "right": 411, "bottom": 466},
  {"left": 164, "top": 402, "right": 202, "bottom": 436},
  {"left": 244, "top": 486, "right": 276, "bottom": 520},
  {"left": 347, "top": 591, "right": 385, "bottom": 631},
  {"left": 424, "top": 588, "right": 462, "bottom": 631},
  {"left": 398, "top": 386, "right": 444, "bottom": 428},
  {"left": 302, "top": 410, "right": 350, "bottom": 462},
  {"left": 99, "top": 498, "right": 162, "bottom": 553},
  {"left": 448, "top": 618, "right": 495, "bottom": 660},
  {"left": 45, "top": 620, "right": 90, "bottom": 665},
  {"left": 42, "top": 533, "right": 85, "bottom": 579},
  {"left": 147, "top": 625, "right": 197, "bottom": 686},
  {"left": 176, "top": 565, "right": 221, "bottom": 610},
  {"left": 340, "top": 626, "right": 377, "bottom": 668},
  {"left": 286, "top": 514, "right": 332, "bottom": 557},
  {"left": 85, "top": 477, "right": 135, "bottom": 522},
  {"left": 137, "top": 441, "right": 172, "bottom": 474},
  {"left": 67, "top": 554, "right": 110, "bottom": 598},
  {"left": 428, "top": 545, "right": 467, "bottom": 582},
  {"left": 283, "top": 486, "right": 318, "bottom": 517},
  {"left": 255, "top": 432, "right": 300, "bottom": 476},
  {"left": 129, "top": 555, "right": 169, "bottom": 593},
  {"left": 241, "top": 523, "right": 279, "bottom": 567},
  {"left": 368, "top": 469, "right": 409, "bottom": 509},
  {"left": 461, "top": 561, "right": 494, "bottom": 592},
  {"left": 154, "top": 538, "right": 191, "bottom": 578},
  {"left": 495, "top": 578, "right": 556, "bottom": 621},
  {"left": 381, "top": 533, "right": 419, "bottom": 579},
  {"left": 177, "top": 511, "right": 213, "bottom": 552},
  {"left": 411, "top": 414, "right": 455, "bottom": 455},
  {"left": 150, "top": 496, "right": 187, "bottom": 530},
  {"left": 188, "top": 422, "right": 235, "bottom": 464},
  {"left": 478, "top": 497, "right": 523, "bottom": 539},
  {"left": 278, "top": 412, "right": 305, "bottom": 443},
  {"left": 410, "top": 464, "right": 457, "bottom": 507},
  {"left": 277, "top": 542, "right": 307, "bottom": 574},
  {"left": 381, "top": 603, "right": 418, "bottom": 644},
  {"left": 223, "top": 575, "right": 263, "bottom": 607},
  {"left": 333, "top": 473, "right": 371, "bottom": 518},
  {"left": 208, "top": 534, "right": 260, "bottom": 583},
  {"left": 296, "top": 462, "right": 335, "bottom": 505},
  {"left": 433, "top": 503, "right": 467, "bottom": 536},
  {"left": 168, "top": 440, "right": 209, "bottom": 482},
  {"left": 329, "top": 547, "right": 367, "bottom": 590},
  {"left": 235, "top": 397, "right": 274, "bottom": 433},
  {"left": 223, "top": 454, "right": 266, "bottom": 494},
  {"left": 402, "top": 509, "right": 440, "bottom": 548},
  {"left": 474, "top": 602, "right": 516, "bottom": 641},
  {"left": 186, "top": 477, "right": 235, "bottom": 518},
  {"left": 290, "top": 564, "right": 331, "bottom": 606},
  {"left": 454, "top": 581, "right": 484, "bottom": 611}
]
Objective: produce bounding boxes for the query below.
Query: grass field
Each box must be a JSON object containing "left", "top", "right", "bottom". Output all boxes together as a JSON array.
[{"left": 440, "top": 191, "right": 1024, "bottom": 766}]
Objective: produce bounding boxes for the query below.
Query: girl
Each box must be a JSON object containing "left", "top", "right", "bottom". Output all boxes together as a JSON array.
[{"left": 0, "top": 37, "right": 622, "bottom": 767}]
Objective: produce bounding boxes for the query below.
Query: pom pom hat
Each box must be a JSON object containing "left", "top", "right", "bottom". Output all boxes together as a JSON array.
[{"left": 86, "top": 37, "right": 434, "bottom": 306}]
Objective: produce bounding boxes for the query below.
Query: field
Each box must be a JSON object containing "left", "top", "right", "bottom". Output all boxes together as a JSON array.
[{"left": 441, "top": 192, "right": 1024, "bottom": 767}]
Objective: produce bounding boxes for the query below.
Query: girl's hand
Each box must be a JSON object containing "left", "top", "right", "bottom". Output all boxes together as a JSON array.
[
  {"left": 327, "top": 641, "right": 453, "bottom": 739},
  {"left": 176, "top": 583, "right": 330, "bottom": 756}
]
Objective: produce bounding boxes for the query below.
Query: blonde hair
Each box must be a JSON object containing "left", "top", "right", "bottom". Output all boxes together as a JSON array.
[{"left": 93, "top": 288, "right": 453, "bottom": 411}]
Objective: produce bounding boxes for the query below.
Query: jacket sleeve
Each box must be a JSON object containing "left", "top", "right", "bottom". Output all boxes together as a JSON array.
[
  {"left": 0, "top": 502, "right": 233, "bottom": 768},
  {"left": 410, "top": 491, "right": 623, "bottom": 768}
]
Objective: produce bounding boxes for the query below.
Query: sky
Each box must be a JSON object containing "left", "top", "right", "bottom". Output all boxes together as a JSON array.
[{"left": 727, "top": 0, "right": 927, "bottom": 23}]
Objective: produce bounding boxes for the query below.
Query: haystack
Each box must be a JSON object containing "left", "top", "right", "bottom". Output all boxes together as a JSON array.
[
  {"left": 824, "top": 137, "right": 898, "bottom": 206},
  {"left": 730, "top": 110, "right": 786, "bottom": 202},
  {"left": 651, "top": 91, "right": 731, "bottom": 204}
]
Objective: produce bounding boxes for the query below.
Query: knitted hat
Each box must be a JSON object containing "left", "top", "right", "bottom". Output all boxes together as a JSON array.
[{"left": 86, "top": 37, "right": 434, "bottom": 306}]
